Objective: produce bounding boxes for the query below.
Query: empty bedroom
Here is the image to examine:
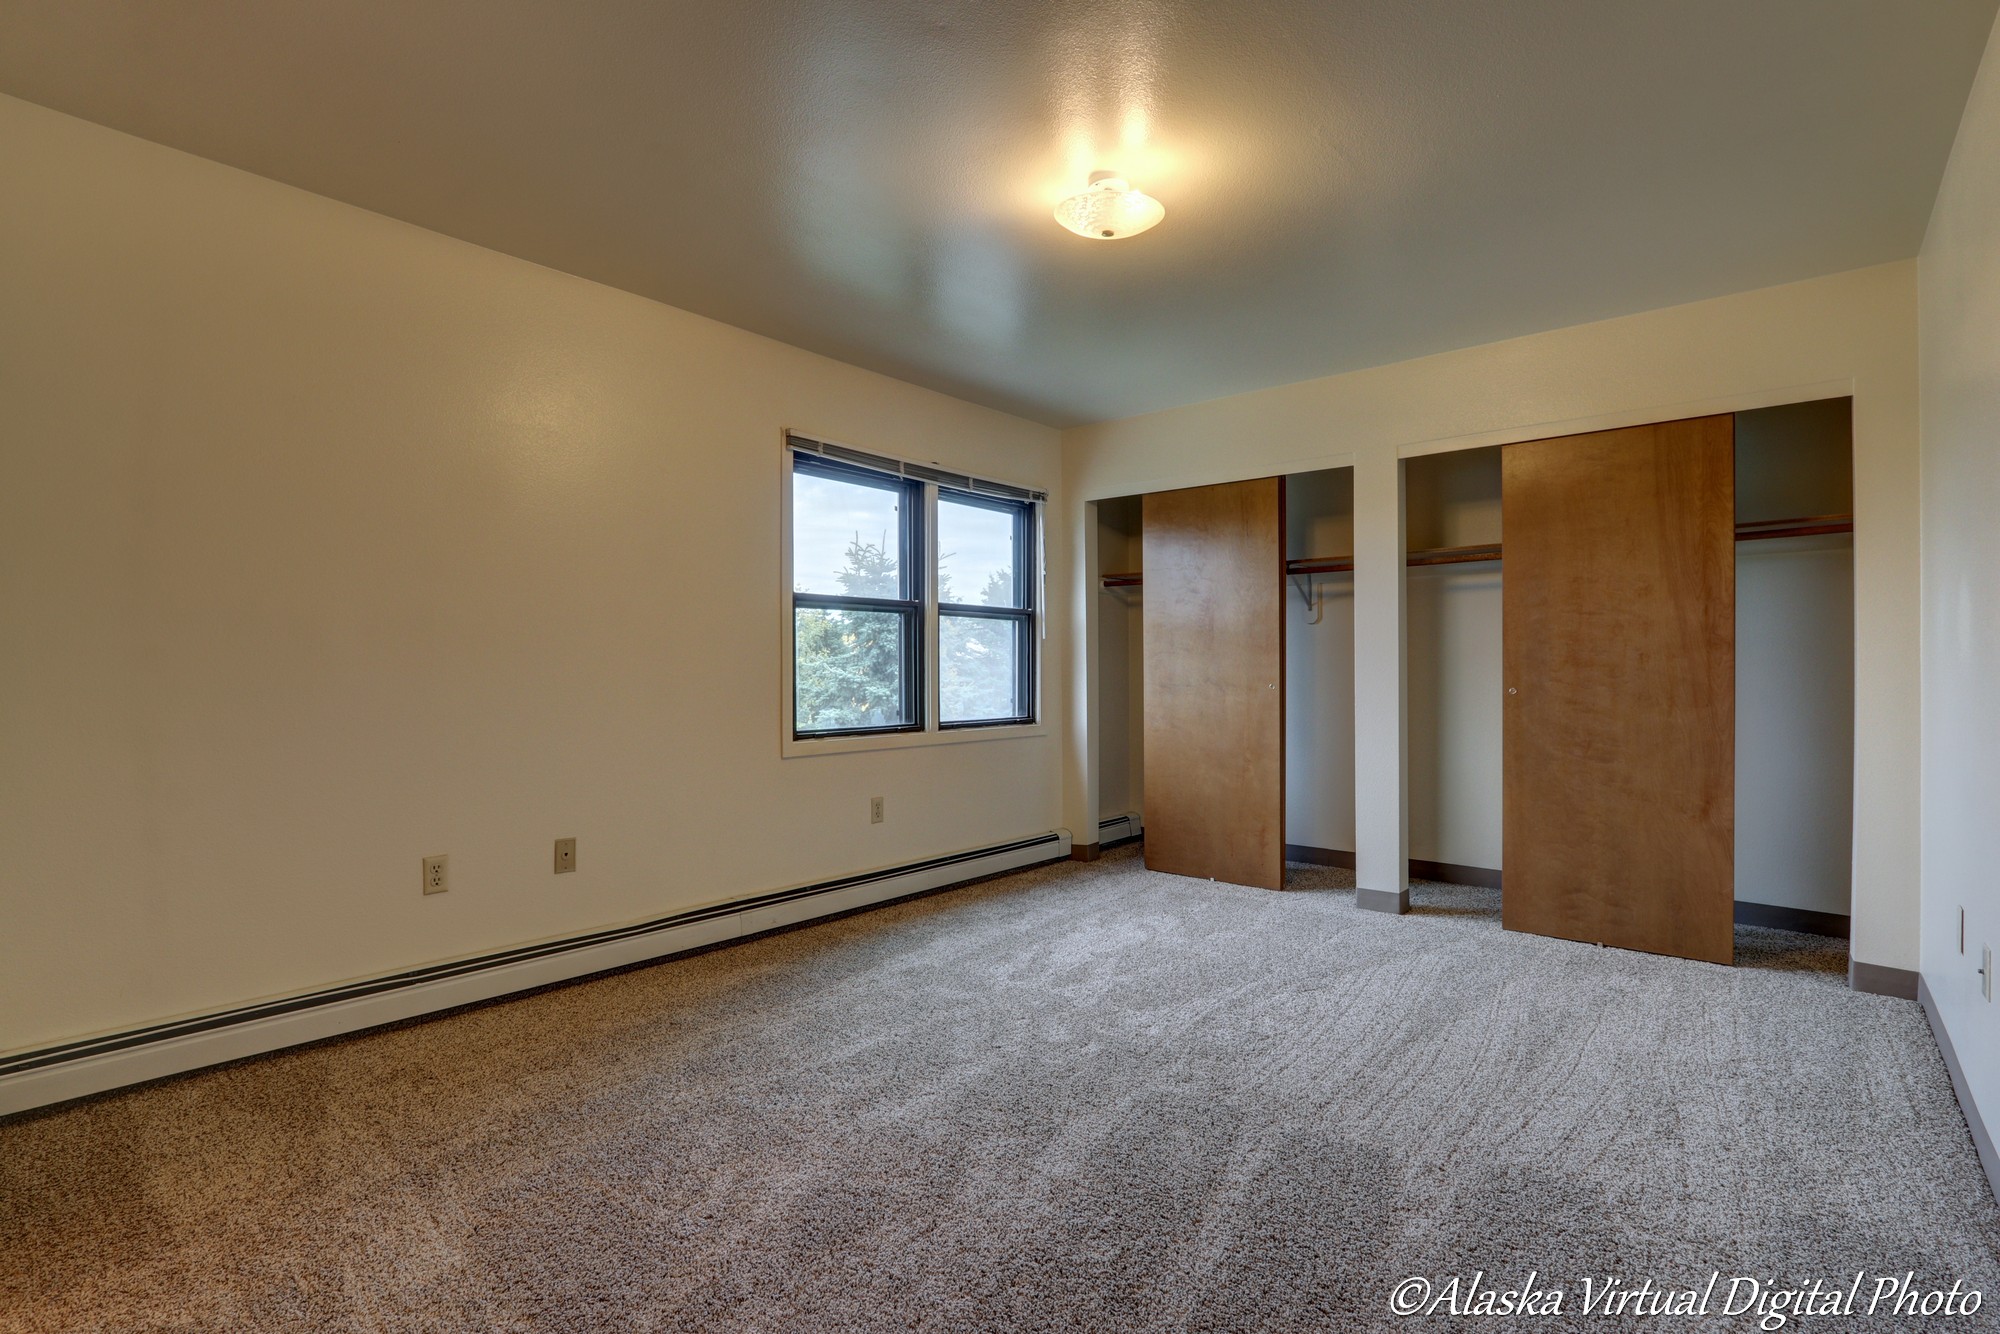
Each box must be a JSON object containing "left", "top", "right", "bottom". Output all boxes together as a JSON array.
[{"left": 4, "top": 2, "right": 1999, "bottom": 1329}]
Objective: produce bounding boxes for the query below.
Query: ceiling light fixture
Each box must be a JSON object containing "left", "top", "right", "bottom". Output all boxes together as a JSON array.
[{"left": 1054, "top": 171, "right": 1165, "bottom": 240}]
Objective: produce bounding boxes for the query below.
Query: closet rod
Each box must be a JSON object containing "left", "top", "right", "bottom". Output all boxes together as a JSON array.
[{"left": 1097, "top": 513, "right": 1853, "bottom": 588}]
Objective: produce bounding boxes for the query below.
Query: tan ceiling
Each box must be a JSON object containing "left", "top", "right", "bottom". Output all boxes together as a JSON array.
[{"left": 1, "top": 1, "right": 1992, "bottom": 426}]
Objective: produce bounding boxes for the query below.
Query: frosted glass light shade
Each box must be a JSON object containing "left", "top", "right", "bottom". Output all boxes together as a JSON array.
[{"left": 1054, "top": 175, "right": 1165, "bottom": 240}]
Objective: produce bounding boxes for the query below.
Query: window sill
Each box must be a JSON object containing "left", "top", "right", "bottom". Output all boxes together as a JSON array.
[{"left": 782, "top": 723, "right": 1048, "bottom": 759}]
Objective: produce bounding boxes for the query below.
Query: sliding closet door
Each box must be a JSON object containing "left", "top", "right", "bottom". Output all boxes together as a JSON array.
[
  {"left": 1142, "top": 478, "right": 1286, "bottom": 890},
  {"left": 1502, "top": 417, "right": 1735, "bottom": 964}
]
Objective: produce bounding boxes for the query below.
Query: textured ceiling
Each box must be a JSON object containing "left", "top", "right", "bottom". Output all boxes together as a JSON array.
[{"left": 1, "top": 1, "right": 1993, "bottom": 426}]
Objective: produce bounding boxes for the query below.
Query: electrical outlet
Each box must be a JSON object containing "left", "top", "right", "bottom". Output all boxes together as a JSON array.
[
  {"left": 554, "top": 837, "right": 577, "bottom": 874},
  {"left": 422, "top": 854, "right": 448, "bottom": 895},
  {"left": 870, "top": 796, "right": 884, "bottom": 824}
]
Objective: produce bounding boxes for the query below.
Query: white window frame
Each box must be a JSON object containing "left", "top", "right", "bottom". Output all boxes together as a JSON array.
[{"left": 779, "top": 432, "right": 1048, "bottom": 758}]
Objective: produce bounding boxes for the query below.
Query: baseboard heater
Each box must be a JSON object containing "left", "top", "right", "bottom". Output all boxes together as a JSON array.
[
  {"left": 1098, "top": 813, "right": 1142, "bottom": 846},
  {"left": 0, "top": 830, "right": 1071, "bottom": 1118}
]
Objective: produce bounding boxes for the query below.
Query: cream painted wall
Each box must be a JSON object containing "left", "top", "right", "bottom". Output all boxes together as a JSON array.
[
  {"left": 1918, "top": 12, "right": 2000, "bottom": 1166},
  {"left": 0, "top": 94, "right": 1064, "bottom": 1054},
  {"left": 1064, "top": 261, "right": 1920, "bottom": 971}
]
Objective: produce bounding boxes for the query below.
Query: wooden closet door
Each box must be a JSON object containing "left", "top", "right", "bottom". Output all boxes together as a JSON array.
[
  {"left": 1502, "top": 417, "right": 1735, "bottom": 964},
  {"left": 1142, "top": 478, "right": 1286, "bottom": 890}
]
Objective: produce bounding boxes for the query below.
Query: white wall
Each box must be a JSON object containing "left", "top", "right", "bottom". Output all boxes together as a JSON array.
[
  {"left": 0, "top": 94, "right": 1064, "bottom": 1055},
  {"left": 1405, "top": 568, "right": 1504, "bottom": 871},
  {"left": 1918, "top": 11, "right": 2000, "bottom": 1169},
  {"left": 1734, "top": 538, "right": 1854, "bottom": 914},
  {"left": 1064, "top": 261, "right": 1919, "bottom": 972}
]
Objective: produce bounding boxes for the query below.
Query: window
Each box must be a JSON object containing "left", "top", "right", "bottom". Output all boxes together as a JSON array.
[
  {"left": 788, "top": 441, "right": 1039, "bottom": 743},
  {"left": 937, "top": 491, "right": 1033, "bottom": 726},
  {"left": 790, "top": 457, "right": 923, "bottom": 736}
]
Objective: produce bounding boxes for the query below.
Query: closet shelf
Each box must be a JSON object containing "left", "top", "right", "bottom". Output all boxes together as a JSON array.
[
  {"left": 1734, "top": 513, "right": 1855, "bottom": 542},
  {"left": 1096, "top": 514, "right": 1853, "bottom": 588},
  {"left": 1407, "top": 543, "right": 1503, "bottom": 567}
]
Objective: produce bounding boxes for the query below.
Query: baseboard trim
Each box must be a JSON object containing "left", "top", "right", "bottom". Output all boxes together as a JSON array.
[
  {"left": 1284, "top": 845, "right": 1503, "bottom": 891},
  {"left": 1284, "top": 844, "right": 1355, "bottom": 868},
  {"left": 1412, "top": 859, "right": 1502, "bottom": 890},
  {"left": 1734, "top": 899, "right": 1851, "bottom": 939},
  {"left": 1848, "top": 959, "right": 1919, "bottom": 1000},
  {"left": 0, "top": 831, "right": 1071, "bottom": 1118},
  {"left": 1280, "top": 847, "right": 1861, "bottom": 944},
  {"left": 1356, "top": 886, "right": 1410, "bottom": 914},
  {"left": 1919, "top": 975, "right": 2000, "bottom": 1206},
  {"left": 1070, "top": 843, "right": 1101, "bottom": 862}
]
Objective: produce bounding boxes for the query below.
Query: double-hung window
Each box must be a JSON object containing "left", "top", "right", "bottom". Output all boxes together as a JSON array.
[
  {"left": 786, "top": 435, "right": 1041, "bottom": 745},
  {"left": 935, "top": 490, "right": 1034, "bottom": 727},
  {"left": 789, "top": 455, "right": 925, "bottom": 735}
]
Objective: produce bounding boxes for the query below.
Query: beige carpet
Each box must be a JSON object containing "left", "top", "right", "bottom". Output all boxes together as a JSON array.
[{"left": 3, "top": 847, "right": 1995, "bottom": 1332}]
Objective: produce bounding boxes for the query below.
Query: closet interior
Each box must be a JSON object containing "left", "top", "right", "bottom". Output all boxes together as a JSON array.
[
  {"left": 1283, "top": 469, "right": 1357, "bottom": 869},
  {"left": 1404, "top": 447, "right": 1504, "bottom": 887},
  {"left": 1095, "top": 495, "right": 1144, "bottom": 850}
]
